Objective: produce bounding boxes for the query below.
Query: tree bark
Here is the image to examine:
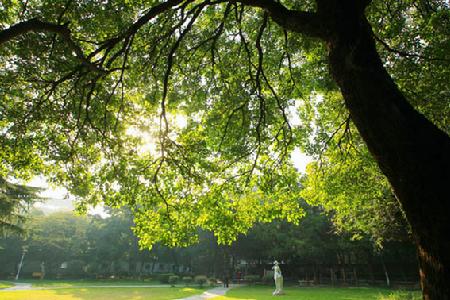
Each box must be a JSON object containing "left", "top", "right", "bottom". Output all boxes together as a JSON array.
[
  {"left": 330, "top": 268, "right": 334, "bottom": 286},
  {"left": 324, "top": 4, "right": 450, "bottom": 299},
  {"left": 353, "top": 267, "right": 358, "bottom": 286}
]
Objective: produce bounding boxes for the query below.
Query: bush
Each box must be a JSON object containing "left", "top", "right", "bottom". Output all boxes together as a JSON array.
[
  {"left": 377, "top": 292, "right": 421, "bottom": 300},
  {"left": 194, "top": 275, "right": 208, "bottom": 287},
  {"left": 157, "top": 273, "right": 176, "bottom": 284},
  {"left": 244, "top": 275, "right": 260, "bottom": 284},
  {"left": 182, "top": 276, "right": 193, "bottom": 286},
  {"left": 168, "top": 275, "right": 179, "bottom": 287},
  {"left": 208, "top": 278, "right": 217, "bottom": 287},
  {"left": 141, "top": 275, "right": 153, "bottom": 282}
]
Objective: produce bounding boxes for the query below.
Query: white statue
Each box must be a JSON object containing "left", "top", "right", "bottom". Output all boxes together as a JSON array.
[{"left": 272, "top": 260, "right": 284, "bottom": 295}]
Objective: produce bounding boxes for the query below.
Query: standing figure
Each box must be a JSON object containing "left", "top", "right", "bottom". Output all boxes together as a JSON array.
[{"left": 272, "top": 260, "right": 284, "bottom": 295}]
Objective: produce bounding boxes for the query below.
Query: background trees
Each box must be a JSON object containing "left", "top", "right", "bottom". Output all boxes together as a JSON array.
[
  {"left": 0, "top": 178, "right": 42, "bottom": 234},
  {"left": 0, "top": 206, "right": 418, "bottom": 285}
]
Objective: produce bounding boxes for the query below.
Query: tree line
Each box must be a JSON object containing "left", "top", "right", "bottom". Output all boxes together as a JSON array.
[{"left": 0, "top": 205, "right": 417, "bottom": 286}]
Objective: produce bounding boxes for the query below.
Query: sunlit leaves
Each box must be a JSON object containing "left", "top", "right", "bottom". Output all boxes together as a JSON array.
[
  {"left": 300, "top": 130, "right": 410, "bottom": 247},
  {"left": 369, "top": 0, "right": 450, "bottom": 132}
]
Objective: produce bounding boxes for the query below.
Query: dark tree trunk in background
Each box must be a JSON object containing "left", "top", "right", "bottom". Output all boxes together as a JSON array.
[
  {"left": 330, "top": 267, "right": 336, "bottom": 286},
  {"left": 367, "top": 251, "right": 375, "bottom": 284},
  {"left": 313, "top": 264, "right": 319, "bottom": 284},
  {"left": 321, "top": 2, "right": 450, "bottom": 299},
  {"left": 353, "top": 267, "right": 358, "bottom": 286}
]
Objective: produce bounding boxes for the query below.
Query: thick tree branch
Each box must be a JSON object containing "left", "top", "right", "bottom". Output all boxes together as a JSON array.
[
  {"left": 1, "top": 0, "right": 326, "bottom": 75},
  {"left": 0, "top": 18, "right": 103, "bottom": 73},
  {"left": 237, "top": 0, "right": 327, "bottom": 38},
  {"left": 127, "top": 0, "right": 190, "bottom": 37}
]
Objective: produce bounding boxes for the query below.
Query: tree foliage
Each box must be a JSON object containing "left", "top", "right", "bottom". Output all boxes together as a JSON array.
[
  {"left": 297, "top": 92, "right": 410, "bottom": 246},
  {"left": 0, "top": 178, "right": 42, "bottom": 235},
  {"left": 0, "top": 0, "right": 312, "bottom": 248}
]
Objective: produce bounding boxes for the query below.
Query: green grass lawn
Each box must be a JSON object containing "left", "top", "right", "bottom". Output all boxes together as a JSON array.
[
  {"left": 15, "top": 279, "right": 162, "bottom": 287},
  {"left": 215, "top": 286, "right": 421, "bottom": 300},
  {"left": 0, "top": 281, "right": 15, "bottom": 289},
  {"left": 0, "top": 287, "right": 203, "bottom": 300},
  {"left": 0, "top": 282, "right": 422, "bottom": 300}
]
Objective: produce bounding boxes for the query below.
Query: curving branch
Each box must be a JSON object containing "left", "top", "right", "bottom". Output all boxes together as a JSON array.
[
  {"left": 237, "top": 0, "right": 326, "bottom": 38},
  {"left": 87, "top": 0, "right": 194, "bottom": 62},
  {"left": 1, "top": 0, "right": 325, "bottom": 74},
  {"left": 0, "top": 18, "right": 104, "bottom": 73}
]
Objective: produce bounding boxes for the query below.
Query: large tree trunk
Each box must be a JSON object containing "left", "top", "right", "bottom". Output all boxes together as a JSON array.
[{"left": 324, "top": 4, "right": 450, "bottom": 300}]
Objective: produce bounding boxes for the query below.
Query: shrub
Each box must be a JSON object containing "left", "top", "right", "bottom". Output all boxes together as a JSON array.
[
  {"left": 377, "top": 292, "right": 421, "bottom": 300},
  {"left": 208, "top": 278, "right": 217, "bottom": 287},
  {"left": 158, "top": 273, "right": 176, "bottom": 284},
  {"left": 141, "top": 275, "right": 153, "bottom": 282},
  {"left": 168, "top": 275, "right": 179, "bottom": 287},
  {"left": 194, "top": 275, "right": 208, "bottom": 287},
  {"left": 182, "top": 276, "right": 193, "bottom": 286},
  {"left": 244, "top": 275, "right": 260, "bottom": 284}
]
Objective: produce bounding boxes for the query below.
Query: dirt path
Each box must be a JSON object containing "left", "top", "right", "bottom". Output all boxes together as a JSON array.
[
  {"left": 2, "top": 282, "right": 32, "bottom": 291},
  {"left": 177, "top": 286, "right": 230, "bottom": 300}
]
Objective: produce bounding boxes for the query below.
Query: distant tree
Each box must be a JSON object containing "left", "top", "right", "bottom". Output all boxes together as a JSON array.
[
  {"left": 27, "top": 212, "right": 90, "bottom": 276},
  {"left": 85, "top": 210, "right": 138, "bottom": 276},
  {"left": 232, "top": 208, "right": 417, "bottom": 284},
  {"left": 0, "top": 178, "right": 42, "bottom": 235},
  {"left": 0, "top": 231, "right": 24, "bottom": 277},
  {"left": 232, "top": 207, "right": 344, "bottom": 266}
]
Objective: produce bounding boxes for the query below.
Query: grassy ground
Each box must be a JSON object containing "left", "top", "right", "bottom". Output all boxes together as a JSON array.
[
  {"left": 215, "top": 286, "right": 421, "bottom": 300},
  {"left": 0, "top": 281, "right": 422, "bottom": 300},
  {"left": 0, "top": 287, "right": 203, "bottom": 300},
  {"left": 0, "top": 281, "right": 15, "bottom": 289},
  {"left": 15, "top": 279, "right": 162, "bottom": 287}
]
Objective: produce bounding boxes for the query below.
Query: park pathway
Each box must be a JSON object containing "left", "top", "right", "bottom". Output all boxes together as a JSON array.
[
  {"left": 2, "top": 282, "right": 32, "bottom": 291},
  {"left": 177, "top": 286, "right": 230, "bottom": 300}
]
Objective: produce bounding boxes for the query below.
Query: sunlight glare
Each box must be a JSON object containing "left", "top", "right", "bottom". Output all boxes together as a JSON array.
[{"left": 290, "top": 148, "right": 313, "bottom": 174}]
